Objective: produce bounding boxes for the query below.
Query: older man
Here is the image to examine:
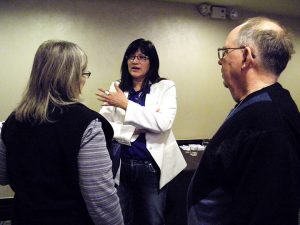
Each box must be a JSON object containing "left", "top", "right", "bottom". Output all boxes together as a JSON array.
[{"left": 187, "top": 17, "right": 300, "bottom": 225}]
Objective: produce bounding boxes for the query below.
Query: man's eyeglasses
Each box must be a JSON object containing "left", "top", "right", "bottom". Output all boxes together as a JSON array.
[
  {"left": 217, "top": 47, "right": 245, "bottom": 60},
  {"left": 82, "top": 71, "right": 91, "bottom": 78},
  {"left": 126, "top": 55, "right": 149, "bottom": 62}
]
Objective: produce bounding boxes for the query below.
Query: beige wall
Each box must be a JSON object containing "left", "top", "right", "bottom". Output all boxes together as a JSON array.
[{"left": 1, "top": 0, "right": 299, "bottom": 140}]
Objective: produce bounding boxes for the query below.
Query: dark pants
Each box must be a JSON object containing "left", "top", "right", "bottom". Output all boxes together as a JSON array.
[{"left": 117, "top": 159, "right": 167, "bottom": 225}]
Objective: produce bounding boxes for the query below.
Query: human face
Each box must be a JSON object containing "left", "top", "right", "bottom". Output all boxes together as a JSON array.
[
  {"left": 127, "top": 49, "right": 150, "bottom": 82},
  {"left": 218, "top": 25, "right": 246, "bottom": 101}
]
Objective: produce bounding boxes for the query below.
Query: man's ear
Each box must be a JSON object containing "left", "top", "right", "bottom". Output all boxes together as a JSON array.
[{"left": 242, "top": 47, "right": 255, "bottom": 68}]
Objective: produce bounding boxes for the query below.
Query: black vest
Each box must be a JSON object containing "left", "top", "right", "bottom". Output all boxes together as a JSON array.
[{"left": 1, "top": 103, "right": 113, "bottom": 225}]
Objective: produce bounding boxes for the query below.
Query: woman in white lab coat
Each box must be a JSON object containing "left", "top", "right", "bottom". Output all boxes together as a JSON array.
[{"left": 97, "top": 38, "right": 186, "bottom": 225}]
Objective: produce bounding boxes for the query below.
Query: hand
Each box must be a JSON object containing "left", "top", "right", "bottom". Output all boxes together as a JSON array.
[{"left": 96, "top": 83, "right": 128, "bottom": 110}]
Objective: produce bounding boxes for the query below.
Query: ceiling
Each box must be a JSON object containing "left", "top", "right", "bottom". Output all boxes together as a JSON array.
[{"left": 160, "top": 0, "right": 300, "bottom": 17}]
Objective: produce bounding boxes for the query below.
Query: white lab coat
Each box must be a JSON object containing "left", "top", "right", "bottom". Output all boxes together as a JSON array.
[{"left": 100, "top": 80, "right": 186, "bottom": 188}]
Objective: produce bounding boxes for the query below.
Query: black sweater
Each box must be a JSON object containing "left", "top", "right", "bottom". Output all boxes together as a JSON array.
[
  {"left": 2, "top": 103, "right": 113, "bottom": 225},
  {"left": 188, "top": 83, "right": 300, "bottom": 225}
]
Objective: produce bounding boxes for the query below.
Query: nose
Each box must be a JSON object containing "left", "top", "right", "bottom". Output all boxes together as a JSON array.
[
  {"left": 132, "top": 57, "right": 139, "bottom": 63},
  {"left": 218, "top": 58, "right": 222, "bottom": 65}
]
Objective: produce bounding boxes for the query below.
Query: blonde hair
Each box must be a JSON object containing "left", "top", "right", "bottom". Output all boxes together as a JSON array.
[{"left": 15, "top": 40, "right": 88, "bottom": 124}]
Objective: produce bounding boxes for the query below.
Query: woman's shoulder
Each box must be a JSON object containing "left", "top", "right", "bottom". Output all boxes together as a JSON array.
[
  {"left": 62, "top": 103, "right": 100, "bottom": 121},
  {"left": 153, "top": 79, "right": 175, "bottom": 88}
]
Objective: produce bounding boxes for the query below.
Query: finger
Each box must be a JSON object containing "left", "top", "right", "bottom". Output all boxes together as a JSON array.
[
  {"left": 96, "top": 97, "right": 106, "bottom": 102},
  {"left": 96, "top": 89, "right": 112, "bottom": 97},
  {"left": 114, "top": 83, "right": 121, "bottom": 92},
  {"left": 96, "top": 94, "right": 108, "bottom": 102},
  {"left": 97, "top": 97, "right": 110, "bottom": 106},
  {"left": 98, "top": 88, "right": 107, "bottom": 93},
  {"left": 96, "top": 92, "right": 106, "bottom": 98}
]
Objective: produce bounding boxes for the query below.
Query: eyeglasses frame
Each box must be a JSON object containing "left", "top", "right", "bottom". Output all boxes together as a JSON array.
[
  {"left": 126, "top": 55, "right": 149, "bottom": 62},
  {"left": 217, "top": 47, "right": 246, "bottom": 60},
  {"left": 82, "top": 71, "right": 91, "bottom": 78}
]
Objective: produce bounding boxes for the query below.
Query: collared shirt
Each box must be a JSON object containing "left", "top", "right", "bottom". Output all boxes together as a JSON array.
[{"left": 121, "top": 86, "right": 152, "bottom": 160}]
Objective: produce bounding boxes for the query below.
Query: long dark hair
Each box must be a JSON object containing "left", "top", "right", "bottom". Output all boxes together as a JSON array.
[{"left": 119, "top": 38, "right": 164, "bottom": 92}]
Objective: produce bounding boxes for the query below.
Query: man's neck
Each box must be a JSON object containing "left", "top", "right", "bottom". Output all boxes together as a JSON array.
[{"left": 237, "top": 75, "right": 277, "bottom": 102}]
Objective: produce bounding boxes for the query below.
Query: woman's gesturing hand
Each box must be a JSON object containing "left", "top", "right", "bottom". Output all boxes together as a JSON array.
[{"left": 96, "top": 83, "right": 128, "bottom": 110}]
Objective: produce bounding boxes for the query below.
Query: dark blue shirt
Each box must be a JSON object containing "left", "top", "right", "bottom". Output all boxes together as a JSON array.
[{"left": 121, "top": 86, "right": 151, "bottom": 160}]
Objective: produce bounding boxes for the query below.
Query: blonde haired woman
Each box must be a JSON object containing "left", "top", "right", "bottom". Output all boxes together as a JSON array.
[{"left": 0, "top": 40, "right": 123, "bottom": 225}]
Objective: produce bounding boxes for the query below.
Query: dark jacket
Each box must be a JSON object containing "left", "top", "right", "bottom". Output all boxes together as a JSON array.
[{"left": 188, "top": 83, "right": 300, "bottom": 225}]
